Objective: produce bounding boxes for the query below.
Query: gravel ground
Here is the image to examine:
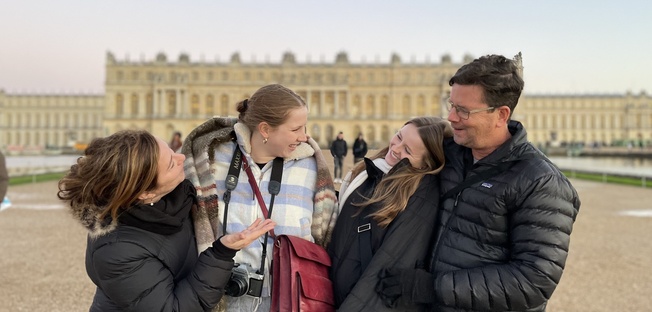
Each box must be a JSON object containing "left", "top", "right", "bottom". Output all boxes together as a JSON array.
[{"left": 1, "top": 153, "right": 651, "bottom": 311}]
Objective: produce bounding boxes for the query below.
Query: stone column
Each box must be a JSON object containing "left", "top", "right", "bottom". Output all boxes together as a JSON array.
[
  {"left": 154, "top": 89, "right": 160, "bottom": 116},
  {"left": 320, "top": 90, "right": 325, "bottom": 117},
  {"left": 176, "top": 89, "right": 181, "bottom": 117},
  {"left": 333, "top": 89, "right": 339, "bottom": 116}
]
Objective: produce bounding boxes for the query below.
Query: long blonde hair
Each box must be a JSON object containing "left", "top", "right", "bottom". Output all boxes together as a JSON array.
[{"left": 352, "top": 116, "right": 453, "bottom": 227}]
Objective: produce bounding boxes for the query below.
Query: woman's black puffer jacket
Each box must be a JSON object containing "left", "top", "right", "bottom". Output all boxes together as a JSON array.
[
  {"left": 80, "top": 180, "right": 235, "bottom": 311},
  {"left": 428, "top": 121, "right": 581, "bottom": 312}
]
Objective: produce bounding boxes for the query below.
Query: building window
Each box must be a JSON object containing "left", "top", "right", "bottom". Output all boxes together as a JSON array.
[
  {"left": 131, "top": 94, "right": 139, "bottom": 116},
  {"left": 417, "top": 95, "right": 425, "bottom": 116},
  {"left": 167, "top": 91, "right": 176, "bottom": 115},
  {"left": 116, "top": 94, "right": 124, "bottom": 116},
  {"left": 191, "top": 95, "right": 200, "bottom": 115},
  {"left": 206, "top": 95, "right": 215, "bottom": 116},
  {"left": 146, "top": 93, "right": 153, "bottom": 116},
  {"left": 221, "top": 94, "right": 229, "bottom": 116}
]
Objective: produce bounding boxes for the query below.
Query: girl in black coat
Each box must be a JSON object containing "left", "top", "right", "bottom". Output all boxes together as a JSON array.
[
  {"left": 328, "top": 117, "right": 452, "bottom": 311},
  {"left": 58, "top": 129, "right": 274, "bottom": 312}
]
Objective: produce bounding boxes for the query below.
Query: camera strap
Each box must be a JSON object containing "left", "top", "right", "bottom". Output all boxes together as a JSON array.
[
  {"left": 241, "top": 155, "right": 283, "bottom": 237},
  {"left": 221, "top": 140, "right": 242, "bottom": 236},
  {"left": 242, "top": 155, "right": 283, "bottom": 276},
  {"left": 222, "top": 140, "right": 284, "bottom": 276}
]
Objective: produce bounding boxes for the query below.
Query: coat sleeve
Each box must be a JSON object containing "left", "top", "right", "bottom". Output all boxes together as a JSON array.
[
  {"left": 434, "top": 173, "right": 580, "bottom": 311},
  {"left": 89, "top": 241, "right": 235, "bottom": 311},
  {"left": 339, "top": 174, "right": 439, "bottom": 312}
]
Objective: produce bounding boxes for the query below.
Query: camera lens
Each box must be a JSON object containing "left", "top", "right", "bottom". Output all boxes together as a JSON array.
[{"left": 225, "top": 275, "right": 248, "bottom": 297}]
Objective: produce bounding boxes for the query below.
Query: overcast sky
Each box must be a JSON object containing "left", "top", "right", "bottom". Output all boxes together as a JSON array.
[{"left": 1, "top": 0, "right": 650, "bottom": 95}]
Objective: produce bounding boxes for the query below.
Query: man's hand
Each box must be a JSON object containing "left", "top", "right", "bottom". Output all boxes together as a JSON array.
[{"left": 376, "top": 268, "right": 435, "bottom": 308}]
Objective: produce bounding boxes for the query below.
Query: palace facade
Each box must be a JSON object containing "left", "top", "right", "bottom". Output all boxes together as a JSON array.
[
  {"left": 102, "top": 51, "right": 464, "bottom": 149},
  {"left": 1, "top": 51, "right": 650, "bottom": 153},
  {"left": 0, "top": 90, "right": 104, "bottom": 154}
]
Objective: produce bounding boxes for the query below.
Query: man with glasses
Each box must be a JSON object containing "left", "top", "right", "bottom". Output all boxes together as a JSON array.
[{"left": 376, "top": 54, "right": 581, "bottom": 312}]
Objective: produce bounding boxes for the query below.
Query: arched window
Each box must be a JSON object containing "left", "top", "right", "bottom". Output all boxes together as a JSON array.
[
  {"left": 146, "top": 93, "right": 153, "bottom": 116},
  {"left": 191, "top": 94, "right": 200, "bottom": 115},
  {"left": 116, "top": 94, "right": 124, "bottom": 116},
  {"left": 352, "top": 95, "right": 361, "bottom": 117},
  {"left": 206, "top": 95, "right": 215, "bottom": 117},
  {"left": 131, "top": 93, "right": 139, "bottom": 116},
  {"left": 416, "top": 95, "right": 426, "bottom": 116},
  {"left": 380, "top": 95, "right": 389, "bottom": 117},
  {"left": 221, "top": 94, "right": 230, "bottom": 116},
  {"left": 310, "top": 124, "right": 321, "bottom": 143},
  {"left": 167, "top": 92, "right": 176, "bottom": 116},
  {"left": 365, "top": 95, "right": 375, "bottom": 117}
]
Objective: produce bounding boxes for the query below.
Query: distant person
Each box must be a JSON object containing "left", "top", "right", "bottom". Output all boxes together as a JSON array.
[
  {"left": 57, "top": 129, "right": 275, "bottom": 311},
  {"left": 329, "top": 117, "right": 452, "bottom": 310},
  {"left": 182, "top": 84, "right": 338, "bottom": 311},
  {"left": 376, "top": 54, "right": 581, "bottom": 311},
  {"left": 168, "top": 131, "right": 183, "bottom": 153},
  {"left": 352, "top": 132, "right": 368, "bottom": 164},
  {"left": 0, "top": 150, "right": 8, "bottom": 201},
  {"left": 330, "top": 131, "right": 347, "bottom": 183}
]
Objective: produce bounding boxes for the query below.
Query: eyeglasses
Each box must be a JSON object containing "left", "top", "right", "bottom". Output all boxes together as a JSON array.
[{"left": 447, "top": 101, "right": 496, "bottom": 120}]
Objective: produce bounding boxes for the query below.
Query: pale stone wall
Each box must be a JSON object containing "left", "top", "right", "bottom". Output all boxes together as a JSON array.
[
  {"left": 0, "top": 90, "right": 104, "bottom": 150},
  {"left": 518, "top": 91, "right": 652, "bottom": 147},
  {"left": 1, "top": 52, "right": 650, "bottom": 152},
  {"left": 103, "top": 51, "right": 459, "bottom": 148}
]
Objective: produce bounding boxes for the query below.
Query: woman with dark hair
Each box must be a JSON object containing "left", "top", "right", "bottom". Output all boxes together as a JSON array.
[
  {"left": 183, "top": 84, "right": 338, "bottom": 311},
  {"left": 328, "top": 116, "right": 453, "bottom": 311},
  {"left": 58, "top": 129, "right": 274, "bottom": 311}
]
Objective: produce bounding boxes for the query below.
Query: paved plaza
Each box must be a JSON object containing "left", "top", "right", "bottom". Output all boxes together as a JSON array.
[{"left": 1, "top": 153, "right": 650, "bottom": 311}]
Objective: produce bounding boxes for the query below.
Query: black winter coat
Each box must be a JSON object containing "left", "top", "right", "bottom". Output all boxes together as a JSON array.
[
  {"left": 82, "top": 180, "right": 236, "bottom": 311},
  {"left": 428, "top": 121, "right": 581, "bottom": 312},
  {"left": 329, "top": 158, "right": 439, "bottom": 311},
  {"left": 352, "top": 139, "right": 368, "bottom": 159},
  {"left": 331, "top": 138, "right": 348, "bottom": 158}
]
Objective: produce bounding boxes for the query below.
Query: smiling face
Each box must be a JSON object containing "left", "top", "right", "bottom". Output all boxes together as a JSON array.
[
  {"left": 264, "top": 106, "right": 309, "bottom": 159},
  {"left": 144, "top": 138, "right": 186, "bottom": 202},
  {"left": 447, "top": 84, "right": 510, "bottom": 159},
  {"left": 384, "top": 123, "right": 427, "bottom": 168}
]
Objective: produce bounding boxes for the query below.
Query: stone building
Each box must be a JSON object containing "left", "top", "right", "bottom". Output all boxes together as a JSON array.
[
  {"left": 0, "top": 89, "right": 104, "bottom": 153},
  {"left": 1, "top": 51, "right": 651, "bottom": 153},
  {"left": 103, "top": 51, "right": 466, "bottom": 148},
  {"left": 517, "top": 91, "right": 652, "bottom": 148}
]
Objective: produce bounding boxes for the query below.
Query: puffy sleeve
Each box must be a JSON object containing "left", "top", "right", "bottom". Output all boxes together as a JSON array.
[{"left": 89, "top": 239, "right": 235, "bottom": 311}]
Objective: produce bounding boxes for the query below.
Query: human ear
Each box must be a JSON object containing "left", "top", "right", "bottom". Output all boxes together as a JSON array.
[
  {"left": 258, "top": 122, "right": 271, "bottom": 137},
  {"left": 498, "top": 106, "right": 511, "bottom": 123},
  {"left": 137, "top": 192, "right": 155, "bottom": 201}
]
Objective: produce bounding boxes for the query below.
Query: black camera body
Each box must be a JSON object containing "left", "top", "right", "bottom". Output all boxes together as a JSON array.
[{"left": 225, "top": 263, "right": 264, "bottom": 298}]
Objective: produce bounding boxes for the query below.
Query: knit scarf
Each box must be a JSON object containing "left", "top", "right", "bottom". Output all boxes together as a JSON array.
[{"left": 181, "top": 117, "right": 338, "bottom": 250}]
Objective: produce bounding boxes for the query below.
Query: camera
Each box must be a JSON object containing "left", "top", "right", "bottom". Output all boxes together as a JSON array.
[{"left": 225, "top": 263, "right": 264, "bottom": 297}]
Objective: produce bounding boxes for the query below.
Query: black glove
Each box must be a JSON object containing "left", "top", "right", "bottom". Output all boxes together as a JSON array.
[{"left": 376, "top": 268, "right": 435, "bottom": 308}]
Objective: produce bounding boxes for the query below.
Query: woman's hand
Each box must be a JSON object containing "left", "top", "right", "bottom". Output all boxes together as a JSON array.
[{"left": 219, "top": 218, "right": 276, "bottom": 250}]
